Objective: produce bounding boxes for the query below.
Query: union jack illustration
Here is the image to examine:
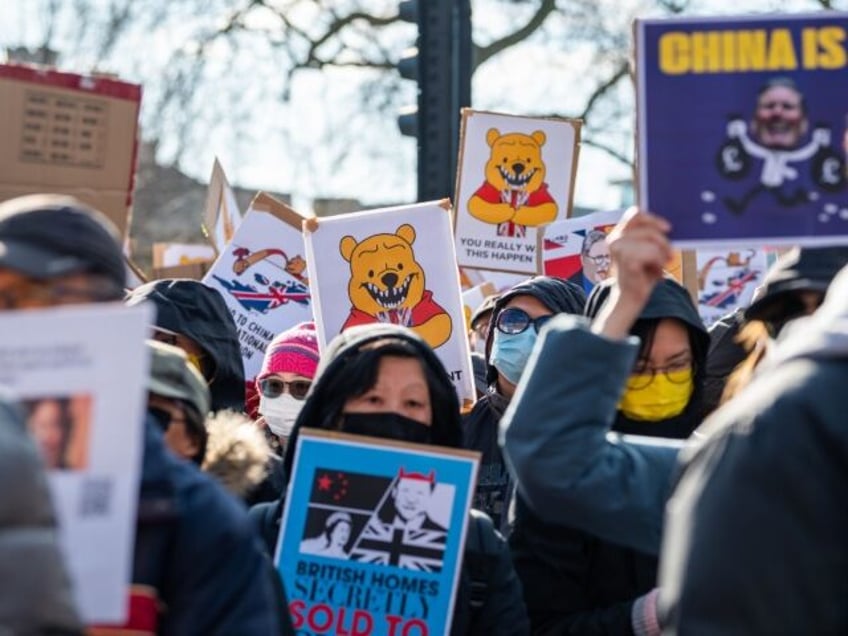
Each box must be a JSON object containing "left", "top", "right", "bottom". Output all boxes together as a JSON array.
[
  {"left": 213, "top": 276, "right": 310, "bottom": 313},
  {"left": 497, "top": 221, "right": 526, "bottom": 238},
  {"left": 350, "top": 520, "right": 446, "bottom": 572},
  {"left": 701, "top": 269, "right": 760, "bottom": 309}
]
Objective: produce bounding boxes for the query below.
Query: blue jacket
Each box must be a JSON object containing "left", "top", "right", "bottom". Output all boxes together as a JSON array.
[
  {"left": 133, "top": 416, "right": 286, "bottom": 634},
  {"left": 500, "top": 315, "right": 682, "bottom": 556}
]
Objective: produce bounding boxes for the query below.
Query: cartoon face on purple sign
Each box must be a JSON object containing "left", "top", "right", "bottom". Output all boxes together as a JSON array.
[{"left": 638, "top": 15, "right": 848, "bottom": 247}]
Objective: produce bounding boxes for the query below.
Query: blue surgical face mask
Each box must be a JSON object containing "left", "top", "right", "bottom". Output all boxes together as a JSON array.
[{"left": 490, "top": 328, "right": 537, "bottom": 385}]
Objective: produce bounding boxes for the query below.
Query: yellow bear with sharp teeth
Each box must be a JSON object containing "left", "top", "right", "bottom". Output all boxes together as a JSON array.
[
  {"left": 339, "top": 224, "right": 453, "bottom": 349},
  {"left": 467, "top": 128, "right": 558, "bottom": 233}
]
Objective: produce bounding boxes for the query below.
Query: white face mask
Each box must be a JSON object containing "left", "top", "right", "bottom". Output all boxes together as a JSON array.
[{"left": 259, "top": 394, "right": 303, "bottom": 439}]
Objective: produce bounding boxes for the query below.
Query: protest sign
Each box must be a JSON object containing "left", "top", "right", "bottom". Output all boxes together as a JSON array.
[
  {"left": 304, "top": 201, "right": 475, "bottom": 405},
  {"left": 0, "top": 303, "right": 152, "bottom": 622},
  {"left": 202, "top": 158, "right": 244, "bottom": 254},
  {"left": 152, "top": 242, "right": 216, "bottom": 269},
  {"left": 636, "top": 13, "right": 848, "bottom": 248},
  {"left": 203, "top": 192, "right": 314, "bottom": 385},
  {"left": 276, "top": 429, "right": 480, "bottom": 636},
  {"left": 462, "top": 282, "right": 497, "bottom": 329},
  {"left": 0, "top": 64, "right": 141, "bottom": 238},
  {"left": 539, "top": 209, "right": 624, "bottom": 295},
  {"left": 454, "top": 110, "right": 581, "bottom": 273},
  {"left": 696, "top": 247, "right": 770, "bottom": 326}
]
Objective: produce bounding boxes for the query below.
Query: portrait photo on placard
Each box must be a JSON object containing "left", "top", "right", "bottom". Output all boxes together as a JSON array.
[
  {"left": 454, "top": 110, "right": 581, "bottom": 274},
  {"left": 23, "top": 394, "right": 93, "bottom": 471}
]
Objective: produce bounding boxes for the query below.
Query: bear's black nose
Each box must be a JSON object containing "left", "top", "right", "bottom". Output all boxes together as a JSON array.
[
  {"left": 512, "top": 163, "right": 524, "bottom": 175},
  {"left": 381, "top": 272, "right": 399, "bottom": 288}
]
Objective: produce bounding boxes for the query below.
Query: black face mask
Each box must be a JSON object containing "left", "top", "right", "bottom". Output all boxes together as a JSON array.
[{"left": 341, "top": 412, "right": 431, "bottom": 445}]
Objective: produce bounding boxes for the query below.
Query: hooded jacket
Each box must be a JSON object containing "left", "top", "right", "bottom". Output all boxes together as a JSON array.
[
  {"left": 126, "top": 280, "right": 245, "bottom": 412},
  {"left": 584, "top": 276, "right": 709, "bottom": 439},
  {"left": 659, "top": 264, "right": 848, "bottom": 634},
  {"left": 0, "top": 398, "right": 82, "bottom": 635},
  {"left": 202, "top": 411, "right": 271, "bottom": 500},
  {"left": 462, "top": 276, "right": 586, "bottom": 533},
  {"left": 251, "top": 323, "right": 530, "bottom": 635}
]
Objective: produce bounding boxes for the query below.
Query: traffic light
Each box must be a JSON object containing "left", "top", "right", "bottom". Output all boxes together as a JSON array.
[{"left": 397, "top": 0, "right": 471, "bottom": 202}]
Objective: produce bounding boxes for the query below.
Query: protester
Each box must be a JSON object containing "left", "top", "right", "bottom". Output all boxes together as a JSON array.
[
  {"left": 126, "top": 279, "right": 246, "bottom": 412},
  {"left": 247, "top": 321, "right": 320, "bottom": 504},
  {"left": 469, "top": 293, "right": 499, "bottom": 355},
  {"left": 147, "top": 340, "right": 211, "bottom": 464},
  {"left": 203, "top": 410, "right": 271, "bottom": 501},
  {"left": 462, "top": 276, "right": 585, "bottom": 533},
  {"left": 251, "top": 323, "right": 530, "bottom": 634},
  {"left": 659, "top": 262, "right": 848, "bottom": 633},
  {"left": 0, "top": 195, "right": 287, "bottom": 634}
]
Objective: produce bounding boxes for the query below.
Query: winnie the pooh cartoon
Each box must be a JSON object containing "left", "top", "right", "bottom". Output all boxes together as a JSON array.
[
  {"left": 339, "top": 224, "right": 452, "bottom": 349},
  {"left": 467, "top": 128, "right": 558, "bottom": 236}
]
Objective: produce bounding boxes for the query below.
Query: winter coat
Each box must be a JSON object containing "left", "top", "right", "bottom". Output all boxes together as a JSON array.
[
  {"left": 0, "top": 398, "right": 82, "bottom": 635},
  {"left": 252, "top": 323, "right": 530, "bottom": 635},
  {"left": 659, "top": 266, "right": 848, "bottom": 634},
  {"left": 202, "top": 411, "right": 271, "bottom": 501},
  {"left": 126, "top": 279, "right": 245, "bottom": 412},
  {"left": 123, "top": 415, "right": 288, "bottom": 635},
  {"left": 700, "top": 308, "right": 747, "bottom": 418}
]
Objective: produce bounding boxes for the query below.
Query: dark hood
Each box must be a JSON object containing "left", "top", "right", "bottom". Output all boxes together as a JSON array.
[
  {"left": 283, "top": 323, "right": 462, "bottom": 476},
  {"left": 126, "top": 279, "right": 245, "bottom": 412},
  {"left": 485, "top": 276, "right": 587, "bottom": 386},
  {"left": 585, "top": 276, "right": 709, "bottom": 439},
  {"left": 745, "top": 246, "right": 848, "bottom": 322}
]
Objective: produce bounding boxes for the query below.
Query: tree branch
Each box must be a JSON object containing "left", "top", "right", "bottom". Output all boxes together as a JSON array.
[
  {"left": 580, "top": 60, "right": 630, "bottom": 120},
  {"left": 582, "top": 137, "right": 633, "bottom": 166},
  {"left": 474, "top": 0, "right": 557, "bottom": 69}
]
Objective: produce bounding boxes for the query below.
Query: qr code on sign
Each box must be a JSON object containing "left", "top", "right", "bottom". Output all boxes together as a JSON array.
[{"left": 79, "top": 477, "right": 113, "bottom": 518}]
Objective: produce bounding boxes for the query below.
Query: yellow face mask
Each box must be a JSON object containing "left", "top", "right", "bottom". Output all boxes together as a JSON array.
[{"left": 618, "top": 368, "right": 694, "bottom": 422}]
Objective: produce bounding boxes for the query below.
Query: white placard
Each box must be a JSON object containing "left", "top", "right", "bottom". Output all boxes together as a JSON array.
[
  {"left": 454, "top": 110, "right": 581, "bottom": 274},
  {"left": 696, "top": 248, "right": 770, "bottom": 326},
  {"left": 304, "top": 201, "right": 475, "bottom": 406},
  {"left": 0, "top": 302, "right": 152, "bottom": 622}
]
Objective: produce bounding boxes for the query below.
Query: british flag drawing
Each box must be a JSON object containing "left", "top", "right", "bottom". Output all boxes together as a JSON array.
[
  {"left": 213, "top": 276, "right": 310, "bottom": 313},
  {"left": 351, "top": 520, "right": 446, "bottom": 573}
]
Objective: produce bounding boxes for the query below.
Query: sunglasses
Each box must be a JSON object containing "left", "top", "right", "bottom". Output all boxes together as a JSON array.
[
  {"left": 259, "top": 378, "right": 312, "bottom": 400},
  {"left": 495, "top": 307, "right": 553, "bottom": 335}
]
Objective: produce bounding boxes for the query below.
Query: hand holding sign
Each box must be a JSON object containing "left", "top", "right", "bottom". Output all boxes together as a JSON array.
[{"left": 592, "top": 208, "right": 673, "bottom": 340}]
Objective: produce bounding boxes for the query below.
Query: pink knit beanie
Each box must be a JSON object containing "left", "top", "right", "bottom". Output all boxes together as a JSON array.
[{"left": 257, "top": 322, "right": 320, "bottom": 382}]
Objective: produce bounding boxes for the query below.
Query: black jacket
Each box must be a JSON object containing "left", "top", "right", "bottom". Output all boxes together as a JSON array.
[
  {"left": 126, "top": 279, "right": 245, "bottom": 412},
  {"left": 659, "top": 287, "right": 848, "bottom": 634},
  {"left": 251, "top": 323, "right": 529, "bottom": 635}
]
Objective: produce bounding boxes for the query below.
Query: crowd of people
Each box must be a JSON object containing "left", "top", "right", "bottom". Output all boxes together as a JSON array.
[{"left": 1, "top": 192, "right": 847, "bottom": 635}]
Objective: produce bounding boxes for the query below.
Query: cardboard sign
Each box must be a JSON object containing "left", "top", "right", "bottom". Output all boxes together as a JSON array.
[
  {"left": 276, "top": 430, "right": 480, "bottom": 636},
  {"left": 0, "top": 303, "right": 152, "bottom": 622},
  {"left": 539, "top": 210, "right": 624, "bottom": 295},
  {"left": 461, "top": 282, "right": 498, "bottom": 330},
  {"left": 203, "top": 193, "right": 314, "bottom": 383},
  {"left": 454, "top": 110, "right": 581, "bottom": 273},
  {"left": 152, "top": 242, "right": 216, "bottom": 269},
  {"left": 459, "top": 267, "right": 527, "bottom": 293},
  {"left": 304, "top": 201, "right": 475, "bottom": 405},
  {"left": 696, "top": 247, "right": 770, "bottom": 326},
  {"left": 202, "top": 158, "right": 243, "bottom": 254},
  {"left": 0, "top": 64, "right": 141, "bottom": 237},
  {"left": 637, "top": 13, "right": 848, "bottom": 248}
]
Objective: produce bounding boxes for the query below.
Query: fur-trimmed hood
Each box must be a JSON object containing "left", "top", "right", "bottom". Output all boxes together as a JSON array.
[{"left": 202, "top": 411, "right": 270, "bottom": 499}]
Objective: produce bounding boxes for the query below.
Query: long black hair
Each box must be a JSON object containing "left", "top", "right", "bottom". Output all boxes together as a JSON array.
[{"left": 282, "top": 325, "right": 462, "bottom": 475}]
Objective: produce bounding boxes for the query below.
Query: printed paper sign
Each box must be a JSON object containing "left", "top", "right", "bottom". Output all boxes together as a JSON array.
[
  {"left": 696, "top": 248, "right": 769, "bottom": 326},
  {"left": 0, "top": 303, "right": 152, "bottom": 622},
  {"left": 637, "top": 13, "right": 848, "bottom": 248},
  {"left": 276, "top": 430, "right": 480, "bottom": 636},
  {"left": 460, "top": 267, "right": 528, "bottom": 293},
  {"left": 203, "top": 193, "right": 314, "bottom": 384},
  {"left": 539, "top": 210, "right": 623, "bottom": 295},
  {"left": 461, "top": 282, "right": 497, "bottom": 330},
  {"left": 454, "top": 110, "right": 581, "bottom": 273},
  {"left": 304, "top": 201, "right": 475, "bottom": 405}
]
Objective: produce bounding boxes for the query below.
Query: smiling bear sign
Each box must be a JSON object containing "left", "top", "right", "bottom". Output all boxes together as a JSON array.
[
  {"left": 304, "top": 201, "right": 475, "bottom": 406},
  {"left": 455, "top": 110, "right": 581, "bottom": 274}
]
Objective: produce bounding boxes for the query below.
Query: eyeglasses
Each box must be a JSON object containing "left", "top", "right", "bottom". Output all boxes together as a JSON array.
[
  {"left": 583, "top": 253, "right": 611, "bottom": 267},
  {"left": 149, "top": 405, "right": 184, "bottom": 431},
  {"left": 626, "top": 358, "right": 693, "bottom": 390},
  {"left": 259, "top": 378, "right": 312, "bottom": 400},
  {"left": 495, "top": 307, "right": 553, "bottom": 335}
]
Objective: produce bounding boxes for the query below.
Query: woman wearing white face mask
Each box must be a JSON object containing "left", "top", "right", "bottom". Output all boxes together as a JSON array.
[{"left": 247, "top": 322, "right": 319, "bottom": 505}]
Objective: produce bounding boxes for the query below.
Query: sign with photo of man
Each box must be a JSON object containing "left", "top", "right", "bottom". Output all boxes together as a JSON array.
[
  {"left": 276, "top": 430, "right": 479, "bottom": 636},
  {"left": 637, "top": 13, "right": 848, "bottom": 247}
]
